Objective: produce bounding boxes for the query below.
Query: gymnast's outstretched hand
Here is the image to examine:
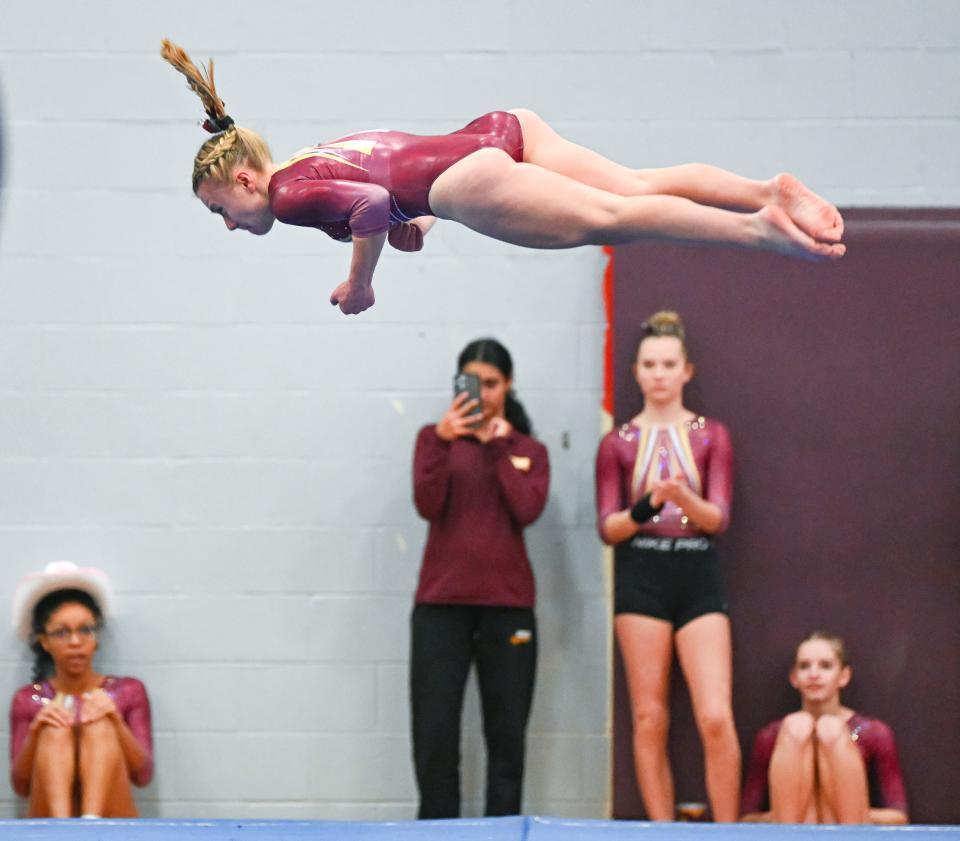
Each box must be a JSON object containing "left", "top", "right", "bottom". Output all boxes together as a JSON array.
[{"left": 329, "top": 280, "right": 376, "bottom": 315}]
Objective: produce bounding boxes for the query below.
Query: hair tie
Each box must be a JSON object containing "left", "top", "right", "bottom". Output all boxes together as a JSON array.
[
  {"left": 200, "top": 114, "right": 235, "bottom": 134},
  {"left": 640, "top": 320, "right": 683, "bottom": 339}
]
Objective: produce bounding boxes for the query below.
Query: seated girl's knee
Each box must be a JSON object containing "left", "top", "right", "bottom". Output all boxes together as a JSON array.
[
  {"left": 814, "top": 714, "right": 847, "bottom": 746},
  {"left": 780, "top": 711, "right": 815, "bottom": 743},
  {"left": 80, "top": 718, "right": 121, "bottom": 747},
  {"left": 36, "top": 724, "right": 74, "bottom": 751}
]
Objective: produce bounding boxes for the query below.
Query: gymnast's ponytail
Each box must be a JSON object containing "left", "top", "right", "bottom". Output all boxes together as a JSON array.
[
  {"left": 160, "top": 39, "right": 272, "bottom": 193},
  {"left": 457, "top": 338, "right": 533, "bottom": 437}
]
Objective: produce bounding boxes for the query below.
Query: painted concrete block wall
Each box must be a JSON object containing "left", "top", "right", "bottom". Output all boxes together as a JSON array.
[{"left": 0, "top": 0, "right": 956, "bottom": 820}]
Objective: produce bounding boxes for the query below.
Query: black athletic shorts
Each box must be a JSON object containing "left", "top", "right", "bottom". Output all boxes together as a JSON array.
[{"left": 614, "top": 535, "right": 728, "bottom": 628}]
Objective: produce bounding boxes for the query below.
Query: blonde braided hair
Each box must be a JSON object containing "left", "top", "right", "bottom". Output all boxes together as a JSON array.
[{"left": 160, "top": 39, "right": 272, "bottom": 193}]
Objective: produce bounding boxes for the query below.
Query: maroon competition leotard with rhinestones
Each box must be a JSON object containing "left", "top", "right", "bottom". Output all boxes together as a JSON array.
[
  {"left": 595, "top": 417, "right": 734, "bottom": 540},
  {"left": 9, "top": 676, "right": 154, "bottom": 794},
  {"left": 741, "top": 714, "right": 909, "bottom": 814},
  {"left": 267, "top": 111, "right": 523, "bottom": 241}
]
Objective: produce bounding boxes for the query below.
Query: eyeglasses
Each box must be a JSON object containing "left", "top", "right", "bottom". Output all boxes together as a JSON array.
[{"left": 43, "top": 624, "right": 100, "bottom": 642}]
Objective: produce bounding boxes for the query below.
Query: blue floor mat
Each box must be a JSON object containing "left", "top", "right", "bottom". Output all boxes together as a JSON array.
[{"left": 1, "top": 816, "right": 956, "bottom": 840}]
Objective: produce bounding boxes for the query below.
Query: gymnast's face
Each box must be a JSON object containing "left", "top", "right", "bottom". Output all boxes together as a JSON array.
[
  {"left": 790, "top": 639, "right": 851, "bottom": 704},
  {"left": 197, "top": 168, "right": 275, "bottom": 236},
  {"left": 39, "top": 602, "right": 100, "bottom": 679},
  {"left": 462, "top": 361, "right": 511, "bottom": 423},
  {"left": 634, "top": 336, "right": 692, "bottom": 406}
]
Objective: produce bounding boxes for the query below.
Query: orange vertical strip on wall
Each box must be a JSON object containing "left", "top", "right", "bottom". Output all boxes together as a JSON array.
[{"left": 602, "top": 245, "right": 615, "bottom": 417}]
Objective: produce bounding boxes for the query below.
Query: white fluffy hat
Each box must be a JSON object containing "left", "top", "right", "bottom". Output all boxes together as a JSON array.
[{"left": 11, "top": 562, "right": 113, "bottom": 641}]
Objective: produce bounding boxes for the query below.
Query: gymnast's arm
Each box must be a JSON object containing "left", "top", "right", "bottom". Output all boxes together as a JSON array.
[
  {"left": 345, "top": 231, "right": 387, "bottom": 291},
  {"left": 596, "top": 434, "right": 650, "bottom": 544},
  {"left": 270, "top": 179, "right": 392, "bottom": 313},
  {"left": 656, "top": 421, "right": 732, "bottom": 535},
  {"left": 739, "top": 722, "right": 778, "bottom": 821},
  {"left": 867, "top": 720, "right": 909, "bottom": 824},
  {"left": 413, "top": 216, "right": 437, "bottom": 235}
]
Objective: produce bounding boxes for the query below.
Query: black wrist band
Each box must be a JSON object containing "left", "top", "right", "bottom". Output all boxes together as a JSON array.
[{"left": 629, "top": 493, "right": 664, "bottom": 524}]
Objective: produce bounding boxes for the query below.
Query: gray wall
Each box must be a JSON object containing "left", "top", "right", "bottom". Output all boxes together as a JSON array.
[{"left": 0, "top": 0, "right": 956, "bottom": 821}]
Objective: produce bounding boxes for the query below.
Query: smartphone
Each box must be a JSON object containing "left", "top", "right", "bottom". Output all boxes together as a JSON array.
[{"left": 453, "top": 372, "right": 483, "bottom": 421}]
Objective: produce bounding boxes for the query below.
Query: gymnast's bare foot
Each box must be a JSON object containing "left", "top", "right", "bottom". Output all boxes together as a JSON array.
[
  {"left": 755, "top": 205, "right": 846, "bottom": 261},
  {"left": 771, "top": 173, "right": 844, "bottom": 243}
]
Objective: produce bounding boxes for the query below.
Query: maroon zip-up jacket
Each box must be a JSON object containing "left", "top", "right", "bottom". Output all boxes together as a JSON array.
[{"left": 412, "top": 425, "right": 549, "bottom": 607}]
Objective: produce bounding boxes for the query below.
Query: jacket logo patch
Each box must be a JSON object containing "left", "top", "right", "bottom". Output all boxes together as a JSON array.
[{"left": 509, "top": 455, "right": 531, "bottom": 472}]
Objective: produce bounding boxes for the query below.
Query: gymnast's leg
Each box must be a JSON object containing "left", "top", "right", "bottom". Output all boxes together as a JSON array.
[
  {"left": 509, "top": 109, "right": 843, "bottom": 243},
  {"left": 768, "top": 712, "right": 818, "bottom": 823},
  {"left": 813, "top": 715, "right": 869, "bottom": 824},
  {"left": 28, "top": 725, "right": 77, "bottom": 817},
  {"left": 78, "top": 718, "right": 138, "bottom": 818},
  {"left": 428, "top": 148, "right": 845, "bottom": 260},
  {"left": 615, "top": 614, "right": 676, "bottom": 821},
  {"left": 675, "top": 613, "right": 741, "bottom": 822}
]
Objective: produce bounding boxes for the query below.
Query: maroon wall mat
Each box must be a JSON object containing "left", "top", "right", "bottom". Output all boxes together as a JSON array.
[{"left": 609, "top": 209, "right": 960, "bottom": 824}]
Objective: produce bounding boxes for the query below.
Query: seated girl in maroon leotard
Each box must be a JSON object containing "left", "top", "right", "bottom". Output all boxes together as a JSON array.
[
  {"left": 740, "top": 632, "right": 908, "bottom": 825},
  {"left": 9, "top": 563, "right": 153, "bottom": 818},
  {"left": 161, "top": 40, "right": 846, "bottom": 316}
]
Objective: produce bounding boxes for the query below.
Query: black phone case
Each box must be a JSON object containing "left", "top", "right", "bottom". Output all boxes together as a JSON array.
[{"left": 453, "top": 373, "right": 482, "bottom": 416}]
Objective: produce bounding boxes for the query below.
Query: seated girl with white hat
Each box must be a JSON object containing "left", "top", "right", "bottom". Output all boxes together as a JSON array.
[{"left": 9, "top": 562, "right": 153, "bottom": 818}]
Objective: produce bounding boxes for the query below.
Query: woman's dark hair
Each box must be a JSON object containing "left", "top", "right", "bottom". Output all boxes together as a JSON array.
[
  {"left": 458, "top": 337, "right": 533, "bottom": 436},
  {"left": 30, "top": 589, "right": 102, "bottom": 683}
]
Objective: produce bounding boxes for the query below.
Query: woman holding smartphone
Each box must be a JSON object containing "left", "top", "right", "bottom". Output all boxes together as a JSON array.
[{"left": 410, "top": 337, "right": 549, "bottom": 819}]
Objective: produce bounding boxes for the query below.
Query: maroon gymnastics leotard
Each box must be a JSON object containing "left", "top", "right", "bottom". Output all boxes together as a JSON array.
[
  {"left": 267, "top": 111, "right": 524, "bottom": 241},
  {"left": 741, "top": 714, "right": 909, "bottom": 815},
  {"left": 595, "top": 417, "right": 734, "bottom": 540},
  {"left": 9, "top": 676, "right": 154, "bottom": 793}
]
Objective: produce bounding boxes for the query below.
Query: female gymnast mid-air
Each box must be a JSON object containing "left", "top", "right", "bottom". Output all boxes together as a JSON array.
[{"left": 162, "top": 40, "right": 845, "bottom": 315}]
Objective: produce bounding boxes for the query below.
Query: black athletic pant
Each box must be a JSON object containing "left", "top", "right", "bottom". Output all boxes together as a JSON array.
[{"left": 410, "top": 603, "right": 537, "bottom": 819}]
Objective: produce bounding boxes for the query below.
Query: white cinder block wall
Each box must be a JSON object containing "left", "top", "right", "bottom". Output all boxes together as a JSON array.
[{"left": 0, "top": 0, "right": 956, "bottom": 820}]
